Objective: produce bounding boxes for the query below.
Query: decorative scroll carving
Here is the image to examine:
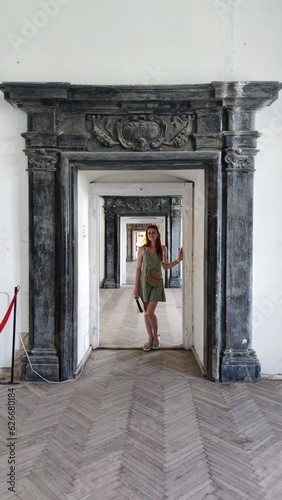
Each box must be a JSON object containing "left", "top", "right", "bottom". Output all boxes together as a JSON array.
[
  {"left": 164, "top": 115, "right": 194, "bottom": 148},
  {"left": 171, "top": 206, "right": 182, "bottom": 220},
  {"left": 225, "top": 148, "right": 255, "bottom": 171},
  {"left": 87, "top": 115, "right": 119, "bottom": 147},
  {"left": 26, "top": 148, "right": 59, "bottom": 172},
  {"left": 87, "top": 113, "right": 195, "bottom": 151},
  {"left": 105, "top": 197, "right": 170, "bottom": 213},
  {"left": 170, "top": 196, "right": 182, "bottom": 219}
]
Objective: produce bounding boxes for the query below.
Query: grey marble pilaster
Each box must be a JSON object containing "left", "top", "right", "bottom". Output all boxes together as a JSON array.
[
  {"left": 169, "top": 197, "right": 182, "bottom": 288},
  {"left": 126, "top": 227, "right": 132, "bottom": 262},
  {"left": 102, "top": 201, "right": 119, "bottom": 288},
  {"left": 22, "top": 148, "right": 60, "bottom": 381},
  {"left": 221, "top": 149, "right": 261, "bottom": 382}
]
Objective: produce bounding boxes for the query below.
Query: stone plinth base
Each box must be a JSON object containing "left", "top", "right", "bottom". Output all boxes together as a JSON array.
[
  {"left": 221, "top": 349, "right": 261, "bottom": 382},
  {"left": 102, "top": 279, "right": 119, "bottom": 289},
  {"left": 21, "top": 353, "right": 60, "bottom": 381},
  {"left": 169, "top": 278, "right": 182, "bottom": 288}
]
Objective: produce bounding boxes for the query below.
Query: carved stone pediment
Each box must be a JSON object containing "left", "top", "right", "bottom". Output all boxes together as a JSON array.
[
  {"left": 86, "top": 113, "right": 195, "bottom": 151},
  {"left": 104, "top": 196, "right": 172, "bottom": 213}
]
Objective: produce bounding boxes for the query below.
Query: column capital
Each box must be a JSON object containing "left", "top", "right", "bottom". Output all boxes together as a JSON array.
[
  {"left": 25, "top": 148, "right": 60, "bottom": 172},
  {"left": 224, "top": 148, "right": 258, "bottom": 172}
]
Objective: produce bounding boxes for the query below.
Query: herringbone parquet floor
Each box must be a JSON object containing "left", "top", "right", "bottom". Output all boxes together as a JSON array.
[
  {"left": 1, "top": 351, "right": 282, "bottom": 499},
  {"left": 1, "top": 263, "right": 282, "bottom": 499},
  {"left": 100, "top": 261, "right": 182, "bottom": 348}
]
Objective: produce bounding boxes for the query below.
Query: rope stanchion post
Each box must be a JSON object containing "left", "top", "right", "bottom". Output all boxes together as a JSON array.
[
  {"left": 0, "top": 286, "right": 20, "bottom": 386},
  {"left": 10, "top": 286, "right": 20, "bottom": 384}
]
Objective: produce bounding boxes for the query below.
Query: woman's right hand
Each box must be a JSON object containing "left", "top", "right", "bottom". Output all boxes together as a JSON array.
[{"left": 134, "top": 287, "right": 139, "bottom": 298}]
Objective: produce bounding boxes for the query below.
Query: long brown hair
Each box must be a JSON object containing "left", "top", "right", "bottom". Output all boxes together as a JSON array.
[{"left": 144, "top": 225, "right": 163, "bottom": 260}]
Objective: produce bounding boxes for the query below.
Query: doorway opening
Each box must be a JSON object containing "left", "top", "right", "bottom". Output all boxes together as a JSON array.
[
  {"left": 76, "top": 168, "right": 205, "bottom": 373},
  {"left": 120, "top": 217, "right": 166, "bottom": 287},
  {"left": 100, "top": 214, "right": 181, "bottom": 349}
]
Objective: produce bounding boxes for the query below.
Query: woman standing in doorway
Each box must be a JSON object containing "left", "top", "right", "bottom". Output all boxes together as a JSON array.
[{"left": 134, "top": 224, "right": 183, "bottom": 351}]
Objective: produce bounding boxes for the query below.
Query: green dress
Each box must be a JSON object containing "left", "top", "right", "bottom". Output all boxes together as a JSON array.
[{"left": 139, "top": 247, "right": 166, "bottom": 302}]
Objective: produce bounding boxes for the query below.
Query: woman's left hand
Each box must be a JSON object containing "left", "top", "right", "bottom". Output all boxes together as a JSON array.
[{"left": 178, "top": 247, "right": 183, "bottom": 262}]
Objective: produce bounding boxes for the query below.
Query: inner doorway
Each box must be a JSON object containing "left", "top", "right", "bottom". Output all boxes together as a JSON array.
[
  {"left": 87, "top": 176, "right": 200, "bottom": 355},
  {"left": 100, "top": 214, "right": 182, "bottom": 349},
  {"left": 120, "top": 217, "right": 166, "bottom": 286}
]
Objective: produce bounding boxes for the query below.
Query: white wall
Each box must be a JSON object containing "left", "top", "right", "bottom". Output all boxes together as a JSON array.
[
  {"left": 77, "top": 173, "right": 90, "bottom": 367},
  {"left": 0, "top": 96, "right": 28, "bottom": 366},
  {"left": 0, "top": 0, "right": 282, "bottom": 375}
]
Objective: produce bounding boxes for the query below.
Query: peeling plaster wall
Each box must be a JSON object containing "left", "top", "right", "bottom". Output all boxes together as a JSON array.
[{"left": 0, "top": 0, "right": 281, "bottom": 375}]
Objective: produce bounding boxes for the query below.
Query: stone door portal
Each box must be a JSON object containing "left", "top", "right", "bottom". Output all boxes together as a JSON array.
[{"left": 1, "top": 81, "right": 281, "bottom": 382}]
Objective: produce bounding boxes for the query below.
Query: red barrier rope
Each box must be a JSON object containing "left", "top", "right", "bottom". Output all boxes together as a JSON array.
[{"left": 0, "top": 288, "right": 20, "bottom": 333}]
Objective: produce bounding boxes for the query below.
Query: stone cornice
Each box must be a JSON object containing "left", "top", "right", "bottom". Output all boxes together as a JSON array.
[{"left": 1, "top": 81, "right": 281, "bottom": 111}]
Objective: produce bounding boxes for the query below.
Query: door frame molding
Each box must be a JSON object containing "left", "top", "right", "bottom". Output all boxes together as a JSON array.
[
  {"left": 59, "top": 151, "right": 221, "bottom": 380},
  {"left": 89, "top": 181, "right": 193, "bottom": 351}
]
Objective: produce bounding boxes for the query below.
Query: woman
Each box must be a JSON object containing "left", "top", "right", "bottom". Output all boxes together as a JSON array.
[{"left": 134, "top": 224, "right": 183, "bottom": 351}]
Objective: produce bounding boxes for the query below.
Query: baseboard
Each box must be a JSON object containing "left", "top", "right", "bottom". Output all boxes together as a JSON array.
[
  {"left": 74, "top": 345, "right": 93, "bottom": 376},
  {"left": 262, "top": 373, "right": 282, "bottom": 380},
  {"left": 191, "top": 345, "right": 207, "bottom": 377}
]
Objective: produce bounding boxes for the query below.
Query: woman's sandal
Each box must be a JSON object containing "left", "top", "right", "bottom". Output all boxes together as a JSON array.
[
  {"left": 152, "top": 336, "right": 160, "bottom": 350},
  {"left": 143, "top": 340, "right": 153, "bottom": 352}
]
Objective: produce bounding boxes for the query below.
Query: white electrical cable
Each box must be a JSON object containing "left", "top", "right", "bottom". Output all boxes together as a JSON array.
[
  {"left": 3, "top": 292, "right": 86, "bottom": 384},
  {"left": 19, "top": 332, "right": 84, "bottom": 384}
]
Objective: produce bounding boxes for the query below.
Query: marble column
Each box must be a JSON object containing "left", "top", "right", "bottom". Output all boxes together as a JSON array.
[
  {"left": 169, "top": 197, "right": 182, "bottom": 288},
  {"left": 22, "top": 148, "right": 60, "bottom": 381},
  {"left": 221, "top": 149, "right": 261, "bottom": 382},
  {"left": 126, "top": 227, "right": 132, "bottom": 261},
  {"left": 102, "top": 201, "right": 119, "bottom": 288}
]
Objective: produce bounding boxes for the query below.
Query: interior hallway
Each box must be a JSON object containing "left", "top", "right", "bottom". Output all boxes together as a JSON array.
[
  {"left": 99, "top": 262, "right": 182, "bottom": 348},
  {"left": 1, "top": 350, "right": 282, "bottom": 499},
  {"left": 1, "top": 263, "right": 282, "bottom": 499}
]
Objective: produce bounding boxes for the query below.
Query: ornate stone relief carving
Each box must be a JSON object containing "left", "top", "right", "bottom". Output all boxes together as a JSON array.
[
  {"left": 26, "top": 148, "right": 59, "bottom": 172},
  {"left": 225, "top": 148, "right": 255, "bottom": 171},
  {"left": 86, "top": 113, "right": 195, "bottom": 151},
  {"left": 104, "top": 196, "right": 171, "bottom": 213}
]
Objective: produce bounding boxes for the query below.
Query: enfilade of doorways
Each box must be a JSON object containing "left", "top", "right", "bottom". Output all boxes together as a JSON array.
[{"left": 99, "top": 226, "right": 182, "bottom": 349}]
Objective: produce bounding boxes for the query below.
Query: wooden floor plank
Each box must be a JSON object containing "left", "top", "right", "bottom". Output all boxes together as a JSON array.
[{"left": 1, "top": 270, "right": 282, "bottom": 499}]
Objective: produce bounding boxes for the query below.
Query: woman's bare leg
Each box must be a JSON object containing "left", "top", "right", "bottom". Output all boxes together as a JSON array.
[
  {"left": 144, "top": 311, "right": 154, "bottom": 340},
  {"left": 145, "top": 301, "right": 158, "bottom": 340}
]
